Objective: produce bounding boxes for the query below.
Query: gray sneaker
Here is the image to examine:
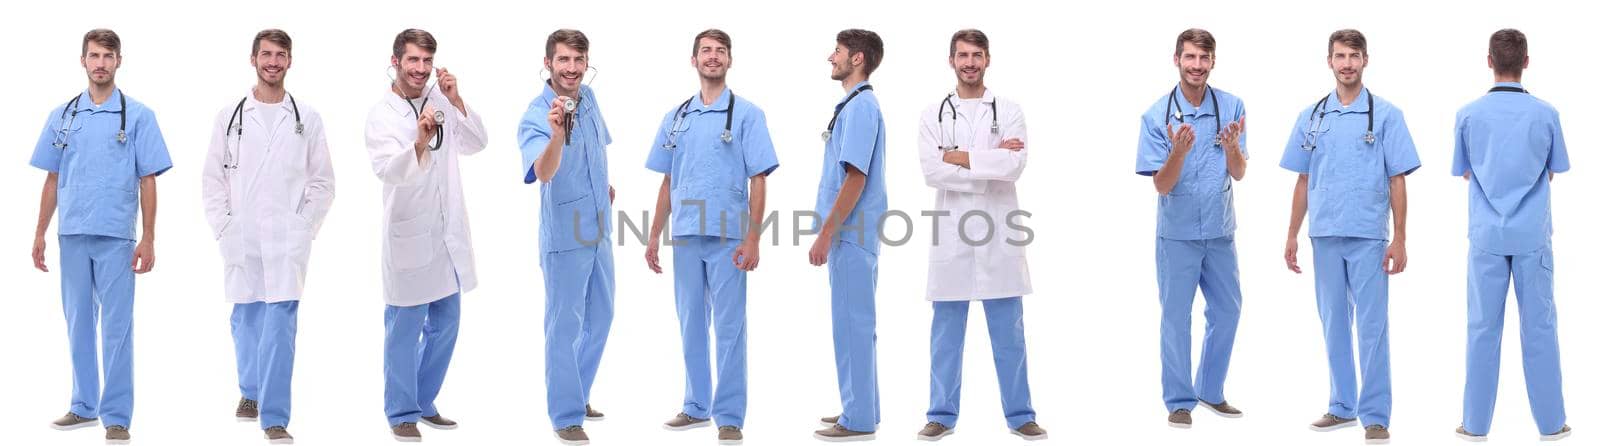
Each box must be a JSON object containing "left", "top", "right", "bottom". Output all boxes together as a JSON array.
[
  {"left": 585, "top": 404, "right": 605, "bottom": 421},
  {"left": 718, "top": 426, "right": 743, "bottom": 445},
  {"left": 237, "top": 397, "right": 260, "bottom": 422},
  {"left": 1310, "top": 413, "right": 1358, "bottom": 432},
  {"left": 917, "top": 422, "right": 952, "bottom": 441},
  {"left": 419, "top": 414, "right": 457, "bottom": 430},
  {"left": 1168, "top": 409, "right": 1193, "bottom": 429},
  {"left": 1365, "top": 425, "right": 1391, "bottom": 444},
  {"left": 1011, "top": 422, "right": 1047, "bottom": 441},
  {"left": 391, "top": 422, "right": 421, "bottom": 442},
  {"left": 105, "top": 425, "right": 131, "bottom": 445},
  {"left": 555, "top": 425, "right": 589, "bottom": 445},
  {"left": 50, "top": 412, "right": 98, "bottom": 431},
  {"left": 664, "top": 412, "right": 711, "bottom": 431},
  {"left": 819, "top": 415, "right": 840, "bottom": 428},
  {"left": 1541, "top": 425, "right": 1572, "bottom": 441},
  {"left": 1200, "top": 400, "right": 1244, "bottom": 418},
  {"left": 1456, "top": 426, "right": 1486, "bottom": 442},
  {"left": 814, "top": 424, "right": 874, "bottom": 442},
  {"left": 264, "top": 426, "right": 294, "bottom": 445}
]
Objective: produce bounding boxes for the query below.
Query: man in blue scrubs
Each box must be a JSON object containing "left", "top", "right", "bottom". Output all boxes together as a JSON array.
[
  {"left": 1452, "top": 28, "right": 1571, "bottom": 443},
  {"left": 1281, "top": 29, "right": 1419, "bottom": 445},
  {"left": 1133, "top": 28, "right": 1247, "bottom": 429},
  {"left": 642, "top": 29, "right": 778, "bottom": 446},
  {"left": 31, "top": 29, "right": 172, "bottom": 445},
  {"left": 518, "top": 28, "right": 616, "bottom": 446},
  {"left": 810, "top": 28, "right": 887, "bottom": 443}
]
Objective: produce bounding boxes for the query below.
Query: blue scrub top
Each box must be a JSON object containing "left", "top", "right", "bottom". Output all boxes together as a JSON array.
[
  {"left": 814, "top": 81, "right": 888, "bottom": 254},
  {"left": 1135, "top": 85, "right": 1247, "bottom": 240},
  {"left": 518, "top": 83, "right": 614, "bottom": 253},
  {"left": 645, "top": 87, "right": 779, "bottom": 240},
  {"left": 1452, "top": 82, "right": 1570, "bottom": 255},
  {"left": 30, "top": 89, "right": 172, "bottom": 241},
  {"left": 1280, "top": 88, "right": 1421, "bottom": 241}
]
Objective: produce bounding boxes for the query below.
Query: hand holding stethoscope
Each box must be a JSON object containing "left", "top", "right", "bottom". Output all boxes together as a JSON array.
[{"left": 545, "top": 95, "right": 579, "bottom": 144}]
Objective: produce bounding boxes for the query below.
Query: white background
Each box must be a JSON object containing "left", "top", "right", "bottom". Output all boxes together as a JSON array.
[{"left": 0, "top": 0, "right": 1592, "bottom": 445}]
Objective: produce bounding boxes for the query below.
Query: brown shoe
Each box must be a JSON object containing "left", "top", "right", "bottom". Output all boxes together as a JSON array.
[
  {"left": 813, "top": 424, "right": 874, "bottom": 442},
  {"left": 555, "top": 425, "right": 590, "bottom": 445},
  {"left": 391, "top": 422, "right": 421, "bottom": 443},
  {"left": 105, "top": 425, "right": 131, "bottom": 445},
  {"left": 1365, "top": 424, "right": 1391, "bottom": 444},
  {"left": 419, "top": 414, "right": 457, "bottom": 430},
  {"left": 50, "top": 412, "right": 98, "bottom": 431},
  {"left": 1200, "top": 400, "right": 1244, "bottom": 418},
  {"left": 1456, "top": 426, "right": 1486, "bottom": 442},
  {"left": 1310, "top": 413, "right": 1358, "bottom": 432},
  {"left": 718, "top": 426, "right": 743, "bottom": 445},
  {"left": 663, "top": 412, "right": 711, "bottom": 431},
  {"left": 237, "top": 397, "right": 260, "bottom": 422},
  {"left": 1011, "top": 421, "right": 1047, "bottom": 441},
  {"left": 585, "top": 404, "right": 605, "bottom": 421},
  {"left": 1541, "top": 425, "right": 1572, "bottom": 441},
  {"left": 819, "top": 415, "right": 840, "bottom": 428},
  {"left": 917, "top": 422, "right": 952, "bottom": 441},
  {"left": 1168, "top": 409, "right": 1193, "bottom": 429},
  {"left": 264, "top": 426, "right": 294, "bottom": 445}
]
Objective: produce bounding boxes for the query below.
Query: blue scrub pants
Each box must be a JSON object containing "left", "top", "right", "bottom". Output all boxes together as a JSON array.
[
  {"left": 542, "top": 242, "right": 615, "bottom": 429},
  {"left": 927, "top": 296, "right": 1036, "bottom": 429},
  {"left": 1310, "top": 236, "right": 1392, "bottom": 428},
  {"left": 1155, "top": 236, "right": 1242, "bottom": 413},
  {"left": 232, "top": 301, "right": 299, "bottom": 429},
  {"left": 59, "top": 234, "right": 136, "bottom": 428},
  {"left": 1463, "top": 245, "right": 1565, "bottom": 435},
  {"left": 383, "top": 293, "right": 460, "bottom": 426},
  {"left": 828, "top": 240, "right": 879, "bottom": 433},
  {"left": 672, "top": 236, "right": 748, "bottom": 427}
]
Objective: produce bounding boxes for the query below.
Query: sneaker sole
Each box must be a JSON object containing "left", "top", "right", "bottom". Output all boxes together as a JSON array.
[
  {"left": 1200, "top": 403, "right": 1244, "bottom": 419},
  {"left": 1365, "top": 438, "right": 1391, "bottom": 445},
  {"left": 555, "top": 434, "right": 590, "bottom": 446},
  {"left": 585, "top": 415, "right": 605, "bottom": 421},
  {"left": 391, "top": 434, "right": 422, "bottom": 443},
  {"left": 418, "top": 419, "right": 458, "bottom": 430},
  {"left": 1010, "top": 430, "right": 1047, "bottom": 441},
  {"left": 1540, "top": 431, "right": 1572, "bottom": 441},
  {"left": 1168, "top": 421, "right": 1193, "bottom": 429},
  {"left": 51, "top": 420, "right": 100, "bottom": 431},
  {"left": 814, "top": 432, "right": 875, "bottom": 442},
  {"left": 1310, "top": 420, "right": 1359, "bottom": 432},
  {"left": 1456, "top": 432, "right": 1487, "bottom": 442},
  {"left": 718, "top": 439, "right": 744, "bottom": 446},
  {"left": 917, "top": 429, "right": 953, "bottom": 441},
  {"left": 266, "top": 437, "right": 295, "bottom": 445},
  {"left": 105, "top": 439, "right": 131, "bottom": 446},
  {"left": 664, "top": 419, "right": 712, "bottom": 431}
]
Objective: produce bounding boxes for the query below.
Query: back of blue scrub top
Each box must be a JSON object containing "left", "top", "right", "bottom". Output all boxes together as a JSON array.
[{"left": 1451, "top": 82, "right": 1570, "bottom": 255}]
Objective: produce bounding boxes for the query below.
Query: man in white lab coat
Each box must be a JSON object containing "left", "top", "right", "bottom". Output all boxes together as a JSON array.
[
  {"left": 914, "top": 29, "right": 1044, "bottom": 442},
  {"left": 363, "top": 28, "right": 488, "bottom": 443},
  {"left": 201, "top": 29, "right": 334, "bottom": 445}
]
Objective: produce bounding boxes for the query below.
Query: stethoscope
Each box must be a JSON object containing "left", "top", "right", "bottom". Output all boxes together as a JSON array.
[
  {"left": 52, "top": 90, "right": 127, "bottom": 149},
  {"left": 543, "top": 66, "right": 599, "bottom": 147},
  {"left": 1165, "top": 85, "right": 1222, "bottom": 147},
  {"left": 388, "top": 65, "right": 447, "bottom": 151},
  {"left": 935, "top": 92, "right": 998, "bottom": 151},
  {"left": 220, "top": 92, "right": 304, "bottom": 217},
  {"left": 663, "top": 90, "right": 736, "bottom": 149},
  {"left": 1301, "top": 88, "right": 1375, "bottom": 151},
  {"left": 821, "top": 84, "right": 873, "bottom": 142}
]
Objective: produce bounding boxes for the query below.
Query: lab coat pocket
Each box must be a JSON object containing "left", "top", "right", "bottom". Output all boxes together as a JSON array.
[{"left": 389, "top": 213, "right": 436, "bottom": 272}]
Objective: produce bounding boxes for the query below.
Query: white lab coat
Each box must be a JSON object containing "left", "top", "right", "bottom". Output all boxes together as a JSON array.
[
  {"left": 365, "top": 87, "right": 487, "bottom": 307},
  {"left": 202, "top": 92, "right": 336, "bottom": 303},
  {"left": 917, "top": 89, "right": 1032, "bottom": 301}
]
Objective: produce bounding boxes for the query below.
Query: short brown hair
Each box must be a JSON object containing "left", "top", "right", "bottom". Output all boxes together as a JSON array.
[
  {"left": 81, "top": 29, "right": 120, "bottom": 57},
  {"left": 949, "top": 29, "right": 989, "bottom": 57},
  {"left": 1174, "top": 28, "right": 1215, "bottom": 57},
  {"left": 836, "top": 29, "right": 884, "bottom": 76},
  {"left": 546, "top": 29, "right": 590, "bottom": 59},
  {"left": 1327, "top": 29, "right": 1367, "bottom": 56},
  {"left": 693, "top": 29, "right": 731, "bottom": 56},
  {"left": 392, "top": 29, "right": 437, "bottom": 59},
  {"left": 252, "top": 29, "right": 292, "bottom": 56},
  {"left": 1489, "top": 28, "right": 1527, "bottom": 76}
]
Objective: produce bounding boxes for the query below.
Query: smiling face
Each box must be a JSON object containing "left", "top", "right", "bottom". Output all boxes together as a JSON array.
[
  {"left": 392, "top": 42, "right": 434, "bottom": 93},
  {"left": 252, "top": 39, "right": 291, "bottom": 88},
  {"left": 81, "top": 42, "right": 120, "bottom": 88},
  {"left": 693, "top": 36, "right": 730, "bottom": 81},
  {"left": 546, "top": 42, "right": 587, "bottom": 93},
  {"left": 1173, "top": 41, "right": 1213, "bottom": 90},
  {"left": 949, "top": 40, "right": 988, "bottom": 89},
  {"left": 1327, "top": 41, "right": 1366, "bottom": 89}
]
